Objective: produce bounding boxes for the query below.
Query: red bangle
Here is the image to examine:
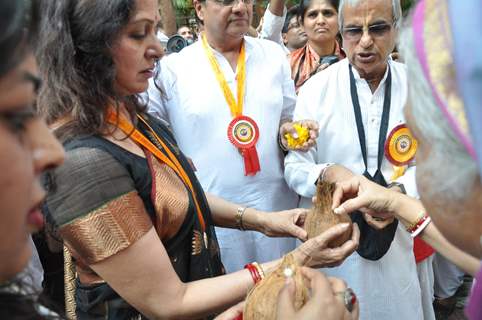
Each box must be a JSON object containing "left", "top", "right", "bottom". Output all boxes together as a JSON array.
[
  {"left": 407, "top": 213, "right": 429, "bottom": 234},
  {"left": 244, "top": 263, "right": 262, "bottom": 284}
]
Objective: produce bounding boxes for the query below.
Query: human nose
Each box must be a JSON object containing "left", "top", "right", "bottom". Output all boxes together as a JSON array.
[
  {"left": 30, "top": 120, "right": 64, "bottom": 175},
  {"left": 316, "top": 13, "right": 326, "bottom": 25},
  {"left": 359, "top": 26, "right": 373, "bottom": 48},
  {"left": 147, "top": 37, "right": 164, "bottom": 61}
]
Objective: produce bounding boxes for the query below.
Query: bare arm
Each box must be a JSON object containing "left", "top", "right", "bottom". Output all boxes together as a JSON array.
[
  {"left": 91, "top": 228, "right": 256, "bottom": 319},
  {"left": 390, "top": 193, "right": 481, "bottom": 276},
  {"left": 90, "top": 221, "right": 359, "bottom": 319},
  {"left": 206, "top": 193, "right": 262, "bottom": 230},
  {"left": 332, "top": 175, "right": 481, "bottom": 276},
  {"left": 206, "top": 193, "right": 308, "bottom": 240}
]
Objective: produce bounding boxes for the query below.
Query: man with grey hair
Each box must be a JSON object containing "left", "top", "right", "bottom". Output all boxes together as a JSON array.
[{"left": 284, "top": 0, "right": 424, "bottom": 319}]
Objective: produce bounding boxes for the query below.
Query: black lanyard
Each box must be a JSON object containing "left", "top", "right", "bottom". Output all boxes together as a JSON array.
[
  {"left": 348, "top": 64, "right": 399, "bottom": 262},
  {"left": 349, "top": 64, "right": 391, "bottom": 181}
]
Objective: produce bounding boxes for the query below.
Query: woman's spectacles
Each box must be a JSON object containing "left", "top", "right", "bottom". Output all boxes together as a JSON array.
[
  {"left": 209, "top": 0, "right": 252, "bottom": 6},
  {"left": 342, "top": 23, "right": 392, "bottom": 41}
]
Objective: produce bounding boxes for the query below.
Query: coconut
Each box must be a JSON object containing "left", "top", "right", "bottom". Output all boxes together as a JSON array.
[
  {"left": 243, "top": 254, "right": 308, "bottom": 320},
  {"left": 305, "top": 181, "right": 352, "bottom": 247}
]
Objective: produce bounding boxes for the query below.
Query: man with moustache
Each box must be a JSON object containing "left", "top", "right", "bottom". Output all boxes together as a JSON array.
[
  {"left": 284, "top": 0, "right": 424, "bottom": 319},
  {"left": 147, "top": 0, "right": 326, "bottom": 274}
]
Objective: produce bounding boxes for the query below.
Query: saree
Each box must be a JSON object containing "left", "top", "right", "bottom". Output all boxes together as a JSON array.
[{"left": 43, "top": 114, "right": 223, "bottom": 319}]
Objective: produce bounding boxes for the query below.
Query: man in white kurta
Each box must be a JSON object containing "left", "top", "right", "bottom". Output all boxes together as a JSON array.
[
  {"left": 147, "top": 35, "right": 299, "bottom": 273},
  {"left": 285, "top": 58, "right": 422, "bottom": 320},
  {"left": 284, "top": 0, "right": 423, "bottom": 318}
]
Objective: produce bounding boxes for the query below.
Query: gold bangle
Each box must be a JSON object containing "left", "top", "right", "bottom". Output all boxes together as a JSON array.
[
  {"left": 405, "top": 211, "right": 426, "bottom": 232},
  {"left": 235, "top": 207, "right": 247, "bottom": 230}
]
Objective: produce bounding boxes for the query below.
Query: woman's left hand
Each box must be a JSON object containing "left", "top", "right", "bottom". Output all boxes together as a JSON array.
[
  {"left": 279, "top": 120, "right": 319, "bottom": 152},
  {"left": 259, "top": 208, "right": 308, "bottom": 241}
]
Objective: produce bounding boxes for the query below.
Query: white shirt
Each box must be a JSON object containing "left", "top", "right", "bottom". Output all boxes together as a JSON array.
[
  {"left": 147, "top": 36, "right": 299, "bottom": 272},
  {"left": 285, "top": 58, "right": 417, "bottom": 201},
  {"left": 259, "top": 5, "right": 290, "bottom": 54},
  {"left": 284, "top": 58, "right": 423, "bottom": 320}
]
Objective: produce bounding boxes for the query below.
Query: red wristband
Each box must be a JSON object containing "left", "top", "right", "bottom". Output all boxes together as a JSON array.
[
  {"left": 407, "top": 213, "right": 429, "bottom": 234},
  {"left": 244, "top": 263, "right": 262, "bottom": 284}
]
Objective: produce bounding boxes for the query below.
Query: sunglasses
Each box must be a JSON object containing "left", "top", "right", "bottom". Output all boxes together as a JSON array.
[
  {"left": 209, "top": 0, "right": 252, "bottom": 6},
  {"left": 342, "top": 23, "right": 393, "bottom": 41}
]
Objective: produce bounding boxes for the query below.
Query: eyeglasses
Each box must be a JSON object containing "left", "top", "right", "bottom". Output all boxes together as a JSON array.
[
  {"left": 210, "top": 0, "right": 252, "bottom": 6},
  {"left": 342, "top": 23, "right": 393, "bottom": 41},
  {"left": 287, "top": 21, "right": 301, "bottom": 31}
]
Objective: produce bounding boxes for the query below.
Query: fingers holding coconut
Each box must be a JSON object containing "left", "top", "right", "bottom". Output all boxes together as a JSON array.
[
  {"left": 294, "top": 223, "right": 356, "bottom": 268},
  {"left": 262, "top": 208, "right": 308, "bottom": 241}
]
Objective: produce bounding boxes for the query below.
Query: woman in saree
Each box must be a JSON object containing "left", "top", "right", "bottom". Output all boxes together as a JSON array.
[
  {"left": 289, "top": 0, "right": 345, "bottom": 92},
  {"left": 37, "top": 0, "right": 360, "bottom": 319}
]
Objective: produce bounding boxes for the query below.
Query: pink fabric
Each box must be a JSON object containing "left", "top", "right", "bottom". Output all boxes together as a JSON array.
[
  {"left": 465, "top": 266, "right": 482, "bottom": 320},
  {"left": 412, "top": 0, "right": 476, "bottom": 159}
]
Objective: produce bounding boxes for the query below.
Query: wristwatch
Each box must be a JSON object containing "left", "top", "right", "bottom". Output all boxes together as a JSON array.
[
  {"left": 387, "top": 181, "right": 406, "bottom": 194},
  {"left": 314, "top": 163, "right": 334, "bottom": 186}
]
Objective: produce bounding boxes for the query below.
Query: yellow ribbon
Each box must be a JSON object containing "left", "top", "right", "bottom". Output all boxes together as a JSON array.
[
  {"left": 201, "top": 33, "right": 246, "bottom": 117},
  {"left": 391, "top": 165, "right": 406, "bottom": 181}
]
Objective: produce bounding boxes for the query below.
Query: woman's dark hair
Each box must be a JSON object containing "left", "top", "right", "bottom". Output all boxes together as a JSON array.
[
  {"left": 299, "top": 0, "right": 339, "bottom": 24},
  {"left": 37, "top": 0, "right": 149, "bottom": 142},
  {"left": 0, "top": 0, "right": 39, "bottom": 77}
]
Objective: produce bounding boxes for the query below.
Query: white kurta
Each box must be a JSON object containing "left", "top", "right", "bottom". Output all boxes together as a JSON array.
[
  {"left": 284, "top": 58, "right": 423, "bottom": 320},
  {"left": 259, "top": 5, "right": 290, "bottom": 54},
  {"left": 147, "top": 36, "right": 299, "bottom": 273}
]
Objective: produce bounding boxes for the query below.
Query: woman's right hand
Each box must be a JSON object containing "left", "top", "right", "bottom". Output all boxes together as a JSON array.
[
  {"left": 277, "top": 267, "right": 359, "bottom": 320},
  {"left": 331, "top": 175, "right": 398, "bottom": 219},
  {"left": 293, "top": 223, "right": 360, "bottom": 268}
]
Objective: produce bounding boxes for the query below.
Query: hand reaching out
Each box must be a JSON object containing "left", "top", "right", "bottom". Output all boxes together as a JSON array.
[
  {"left": 260, "top": 208, "right": 308, "bottom": 241},
  {"left": 293, "top": 223, "right": 360, "bottom": 268}
]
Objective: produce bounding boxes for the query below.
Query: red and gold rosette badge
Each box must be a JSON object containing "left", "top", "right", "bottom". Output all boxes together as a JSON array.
[
  {"left": 228, "top": 115, "right": 260, "bottom": 176},
  {"left": 385, "top": 124, "right": 418, "bottom": 166}
]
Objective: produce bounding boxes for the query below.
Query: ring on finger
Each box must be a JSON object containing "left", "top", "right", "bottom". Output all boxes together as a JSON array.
[{"left": 335, "top": 288, "right": 357, "bottom": 312}]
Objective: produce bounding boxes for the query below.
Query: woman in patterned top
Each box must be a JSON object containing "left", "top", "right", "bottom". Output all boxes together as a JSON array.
[
  {"left": 37, "top": 0, "right": 359, "bottom": 319},
  {"left": 289, "top": 0, "right": 345, "bottom": 92}
]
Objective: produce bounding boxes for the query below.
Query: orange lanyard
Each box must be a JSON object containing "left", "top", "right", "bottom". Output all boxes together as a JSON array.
[
  {"left": 201, "top": 33, "right": 246, "bottom": 117},
  {"left": 105, "top": 111, "right": 206, "bottom": 233}
]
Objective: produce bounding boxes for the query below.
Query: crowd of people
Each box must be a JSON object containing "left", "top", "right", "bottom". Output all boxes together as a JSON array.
[{"left": 0, "top": 0, "right": 481, "bottom": 319}]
